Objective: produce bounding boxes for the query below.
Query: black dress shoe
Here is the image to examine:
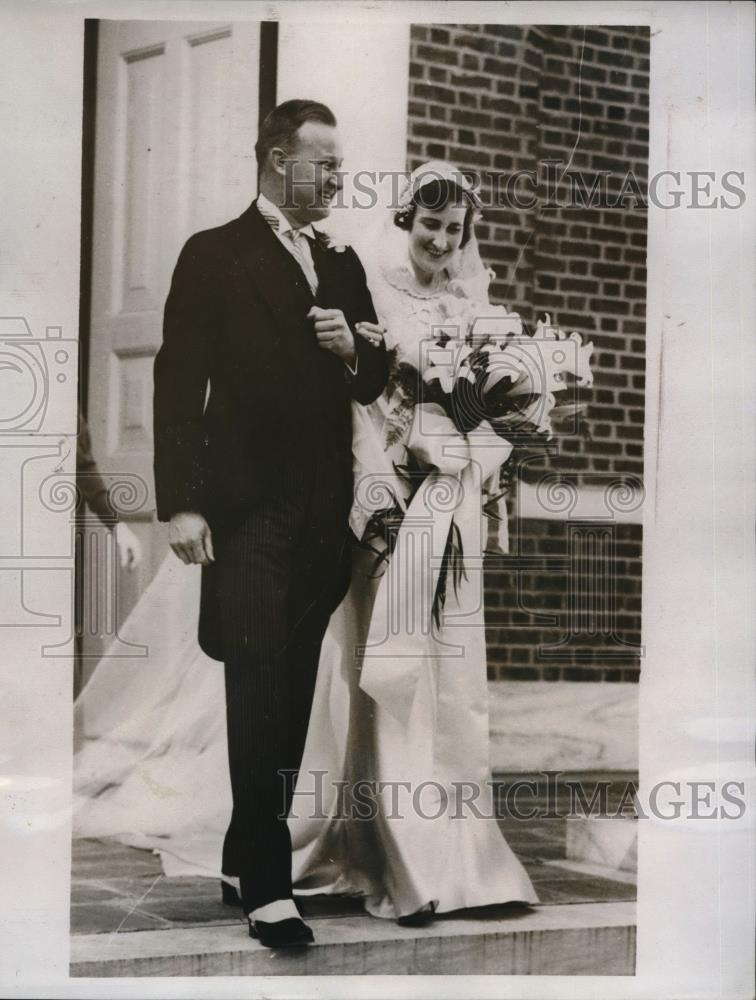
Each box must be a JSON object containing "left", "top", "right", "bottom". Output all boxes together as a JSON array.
[
  {"left": 248, "top": 916, "right": 314, "bottom": 948},
  {"left": 220, "top": 880, "right": 242, "bottom": 907}
]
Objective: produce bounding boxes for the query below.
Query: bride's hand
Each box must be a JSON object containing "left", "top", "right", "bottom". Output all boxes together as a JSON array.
[
  {"left": 169, "top": 511, "right": 214, "bottom": 566},
  {"left": 354, "top": 321, "right": 386, "bottom": 348}
]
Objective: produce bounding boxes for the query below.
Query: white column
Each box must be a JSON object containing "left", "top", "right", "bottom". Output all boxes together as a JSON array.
[
  {"left": 277, "top": 21, "right": 410, "bottom": 246},
  {"left": 637, "top": 2, "right": 755, "bottom": 995}
]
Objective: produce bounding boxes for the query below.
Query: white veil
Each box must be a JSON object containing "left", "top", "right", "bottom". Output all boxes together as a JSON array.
[
  {"left": 352, "top": 159, "right": 496, "bottom": 314},
  {"left": 72, "top": 555, "right": 233, "bottom": 878}
]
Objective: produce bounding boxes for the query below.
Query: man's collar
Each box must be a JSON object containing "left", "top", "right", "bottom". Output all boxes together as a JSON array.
[{"left": 257, "top": 193, "right": 317, "bottom": 240}]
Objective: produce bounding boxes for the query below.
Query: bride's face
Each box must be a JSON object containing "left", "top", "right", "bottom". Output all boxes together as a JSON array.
[{"left": 408, "top": 204, "right": 467, "bottom": 281}]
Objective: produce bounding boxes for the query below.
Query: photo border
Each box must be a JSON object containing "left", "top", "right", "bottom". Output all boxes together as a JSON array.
[{"left": 0, "top": 2, "right": 753, "bottom": 998}]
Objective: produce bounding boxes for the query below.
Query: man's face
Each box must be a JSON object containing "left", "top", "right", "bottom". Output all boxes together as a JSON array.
[{"left": 280, "top": 121, "right": 344, "bottom": 225}]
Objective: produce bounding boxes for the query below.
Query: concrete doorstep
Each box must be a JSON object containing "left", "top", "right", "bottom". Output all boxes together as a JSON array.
[
  {"left": 70, "top": 770, "right": 639, "bottom": 978},
  {"left": 70, "top": 900, "right": 636, "bottom": 977}
]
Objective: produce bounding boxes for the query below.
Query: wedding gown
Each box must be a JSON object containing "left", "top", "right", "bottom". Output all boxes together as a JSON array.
[{"left": 73, "top": 243, "right": 538, "bottom": 919}]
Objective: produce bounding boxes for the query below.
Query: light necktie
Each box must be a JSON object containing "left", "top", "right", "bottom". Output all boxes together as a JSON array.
[{"left": 259, "top": 207, "right": 318, "bottom": 296}]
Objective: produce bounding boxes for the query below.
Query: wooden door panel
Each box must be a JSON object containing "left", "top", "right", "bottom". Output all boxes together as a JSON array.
[{"left": 81, "top": 19, "right": 260, "bottom": 674}]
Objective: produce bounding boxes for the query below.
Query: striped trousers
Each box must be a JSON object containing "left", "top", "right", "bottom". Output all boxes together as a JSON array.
[{"left": 215, "top": 446, "right": 352, "bottom": 912}]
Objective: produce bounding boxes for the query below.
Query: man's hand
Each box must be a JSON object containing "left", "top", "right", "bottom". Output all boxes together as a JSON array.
[
  {"left": 308, "top": 306, "right": 356, "bottom": 366},
  {"left": 169, "top": 511, "right": 214, "bottom": 566},
  {"left": 354, "top": 321, "right": 386, "bottom": 348},
  {"left": 114, "top": 522, "right": 143, "bottom": 570}
]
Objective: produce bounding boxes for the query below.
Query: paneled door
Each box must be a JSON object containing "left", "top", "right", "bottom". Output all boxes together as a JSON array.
[{"left": 83, "top": 19, "right": 260, "bottom": 668}]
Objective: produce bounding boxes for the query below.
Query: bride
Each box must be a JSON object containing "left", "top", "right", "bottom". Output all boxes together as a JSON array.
[{"left": 73, "top": 161, "right": 538, "bottom": 924}]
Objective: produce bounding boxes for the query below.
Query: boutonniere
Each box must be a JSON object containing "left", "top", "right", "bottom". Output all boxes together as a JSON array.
[{"left": 312, "top": 229, "right": 348, "bottom": 253}]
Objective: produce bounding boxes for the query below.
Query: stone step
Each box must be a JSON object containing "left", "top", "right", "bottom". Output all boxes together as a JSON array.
[
  {"left": 70, "top": 900, "right": 636, "bottom": 977},
  {"left": 566, "top": 816, "right": 638, "bottom": 872}
]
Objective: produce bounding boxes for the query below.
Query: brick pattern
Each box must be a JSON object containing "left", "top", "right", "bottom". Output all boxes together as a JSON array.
[
  {"left": 407, "top": 23, "right": 649, "bottom": 481},
  {"left": 407, "top": 25, "right": 648, "bottom": 680},
  {"left": 485, "top": 518, "right": 642, "bottom": 682}
]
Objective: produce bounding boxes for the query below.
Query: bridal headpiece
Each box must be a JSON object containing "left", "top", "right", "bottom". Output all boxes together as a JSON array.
[{"left": 394, "top": 160, "right": 483, "bottom": 224}]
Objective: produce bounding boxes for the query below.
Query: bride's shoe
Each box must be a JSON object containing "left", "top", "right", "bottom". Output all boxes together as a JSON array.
[{"left": 397, "top": 901, "right": 437, "bottom": 927}]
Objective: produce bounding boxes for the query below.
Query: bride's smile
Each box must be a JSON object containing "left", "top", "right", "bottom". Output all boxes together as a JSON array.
[{"left": 408, "top": 204, "right": 467, "bottom": 284}]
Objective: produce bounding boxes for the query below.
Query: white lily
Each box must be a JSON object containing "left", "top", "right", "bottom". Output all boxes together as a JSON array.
[{"left": 423, "top": 340, "right": 476, "bottom": 394}]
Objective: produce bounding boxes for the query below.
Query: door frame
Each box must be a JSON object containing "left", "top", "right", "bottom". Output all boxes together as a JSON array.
[{"left": 74, "top": 19, "right": 279, "bottom": 696}]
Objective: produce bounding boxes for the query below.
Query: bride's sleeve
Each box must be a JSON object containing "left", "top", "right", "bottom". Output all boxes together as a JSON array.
[
  {"left": 344, "top": 248, "right": 390, "bottom": 405},
  {"left": 349, "top": 398, "right": 397, "bottom": 540},
  {"left": 371, "top": 285, "right": 403, "bottom": 354}
]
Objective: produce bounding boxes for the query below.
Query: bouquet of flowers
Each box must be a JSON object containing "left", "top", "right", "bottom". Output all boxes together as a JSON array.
[
  {"left": 361, "top": 309, "right": 595, "bottom": 622},
  {"left": 424, "top": 310, "right": 593, "bottom": 461},
  {"left": 386, "top": 308, "right": 594, "bottom": 472}
]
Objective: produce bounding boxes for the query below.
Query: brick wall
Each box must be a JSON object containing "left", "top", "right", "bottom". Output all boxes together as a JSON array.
[
  {"left": 486, "top": 518, "right": 643, "bottom": 682},
  {"left": 407, "top": 24, "right": 649, "bottom": 680},
  {"left": 408, "top": 23, "right": 648, "bottom": 480}
]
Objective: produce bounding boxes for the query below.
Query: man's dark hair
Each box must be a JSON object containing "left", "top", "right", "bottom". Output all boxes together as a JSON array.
[{"left": 255, "top": 99, "right": 337, "bottom": 169}]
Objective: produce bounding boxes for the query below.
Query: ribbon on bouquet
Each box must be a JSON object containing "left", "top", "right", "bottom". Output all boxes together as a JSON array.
[{"left": 358, "top": 404, "right": 512, "bottom": 726}]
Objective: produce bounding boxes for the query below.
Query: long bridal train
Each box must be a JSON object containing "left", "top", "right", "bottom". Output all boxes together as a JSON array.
[
  {"left": 73, "top": 557, "right": 230, "bottom": 876},
  {"left": 73, "top": 537, "right": 537, "bottom": 918}
]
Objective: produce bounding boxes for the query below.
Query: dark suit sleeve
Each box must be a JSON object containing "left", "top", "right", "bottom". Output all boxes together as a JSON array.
[
  {"left": 344, "top": 247, "right": 389, "bottom": 405},
  {"left": 153, "top": 235, "right": 215, "bottom": 522}
]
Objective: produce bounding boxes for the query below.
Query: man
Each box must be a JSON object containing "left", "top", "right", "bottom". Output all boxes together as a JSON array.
[{"left": 153, "top": 100, "right": 387, "bottom": 948}]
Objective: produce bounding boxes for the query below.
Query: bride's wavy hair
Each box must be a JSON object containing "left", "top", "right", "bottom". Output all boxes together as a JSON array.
[{"left": 394, "top": 179, "right": 476, "bottom": 248}]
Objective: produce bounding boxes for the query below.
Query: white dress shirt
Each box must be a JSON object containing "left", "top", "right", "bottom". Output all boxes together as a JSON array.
[
  {"left": 257, "top": 192, "right": 319, "bottom": 295},
  {"left": 257, "top": 193, "right": 358, "bottom": 375}
]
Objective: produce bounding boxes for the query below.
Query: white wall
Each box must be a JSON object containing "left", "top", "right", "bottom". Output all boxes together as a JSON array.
[
  {"left": 0, "top": 4, "right": 81, "bottom": 988},
  {"left": 277, "top": 21, "right": 410, "bottom": 247}
]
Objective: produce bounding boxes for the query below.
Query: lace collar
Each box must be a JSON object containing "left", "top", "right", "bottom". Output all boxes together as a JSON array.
[{"left": 379, "top": 258, "right": 452, "bottom": 300}]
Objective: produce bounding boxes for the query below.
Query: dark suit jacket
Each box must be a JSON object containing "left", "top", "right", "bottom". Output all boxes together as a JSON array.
[{"left": 153, "top": 200, "right": 387, "bottom": 531}]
